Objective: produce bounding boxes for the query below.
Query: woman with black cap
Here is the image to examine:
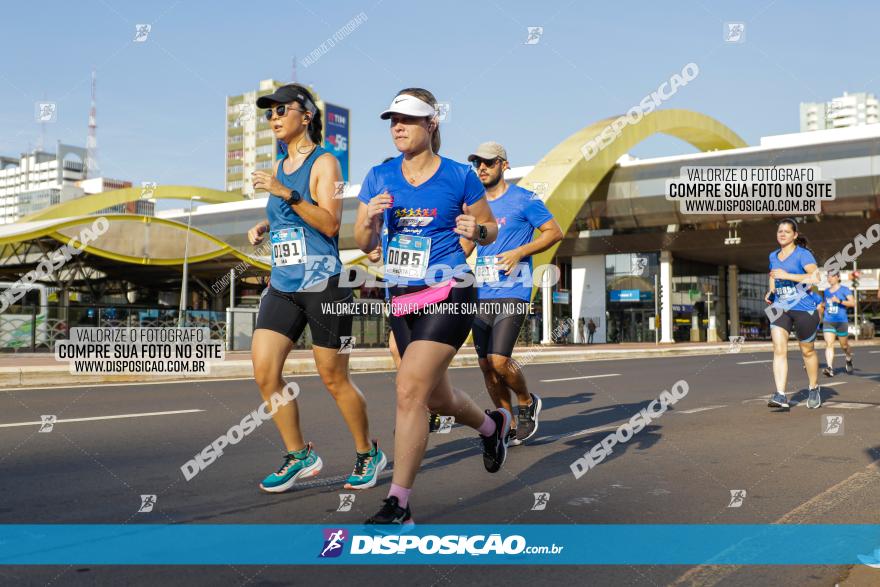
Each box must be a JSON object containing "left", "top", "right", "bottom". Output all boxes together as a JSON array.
[{"left": 246, "top": 83, "right": 386, "bottom": 494}]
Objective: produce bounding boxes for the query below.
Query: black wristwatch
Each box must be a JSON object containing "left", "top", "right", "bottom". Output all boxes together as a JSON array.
[
  {"left": 285, "top": 189, "right": 302, "bottom": 204},
  {"left": 474, "top": 224, "right": 488, "bottom": 244}
]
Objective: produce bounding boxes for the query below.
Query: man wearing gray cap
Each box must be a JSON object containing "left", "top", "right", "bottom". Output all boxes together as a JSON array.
[{"left": 464, "top": 142, "right": 563, "bottom": 446}]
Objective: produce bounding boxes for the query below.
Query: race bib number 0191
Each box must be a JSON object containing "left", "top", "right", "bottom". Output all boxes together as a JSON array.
[
  {"left": 386, "top": 234, "right": 431, "bottom": 279},
  {"left": 270, "top": 228, "right": 307, "bottom": 267},
  {"left": 475, "top": 255, "right": 500, "bottom": 283}
]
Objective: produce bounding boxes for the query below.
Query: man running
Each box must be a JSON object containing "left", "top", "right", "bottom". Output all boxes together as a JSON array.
[{"left": 464, "top": 142, "right": 562, "bottom": 445}]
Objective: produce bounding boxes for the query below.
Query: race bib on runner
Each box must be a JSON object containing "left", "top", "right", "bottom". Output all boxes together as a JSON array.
[
  {"left": 827, "top": 301, "right": 839, "bottom": 314},
  {"left": 386, "top": 234, "right": 431, "bottom": 279},
  {"left": 475, "top": 255, "right": 500, "bottom": 283},
  {"left": 270, "top": 228, "right": 307, "bottom": 267},
  {"left": 776, "top": 284, "right": 798, "bottom": 299}
]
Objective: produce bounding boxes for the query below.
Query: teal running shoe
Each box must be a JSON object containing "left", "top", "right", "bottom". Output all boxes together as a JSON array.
[
  {"left": 259, "top": 442, "right": 323, "bottom": 493},
  {"left": 344, "top": 440, "right": 387, "bottom": 490}
]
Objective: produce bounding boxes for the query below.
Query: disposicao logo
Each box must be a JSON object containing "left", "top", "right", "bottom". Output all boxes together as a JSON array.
[{"left": 319, "top": 528, "right": 348, "bottom": 558}]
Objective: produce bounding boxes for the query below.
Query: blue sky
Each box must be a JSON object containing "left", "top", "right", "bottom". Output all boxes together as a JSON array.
[{"left": 1, "top": 0, "right": 877, "bottom": 210}]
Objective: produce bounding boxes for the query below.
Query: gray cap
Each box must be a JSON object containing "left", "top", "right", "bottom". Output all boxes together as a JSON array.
[{"left": 467, "top": 141, "right": 508, "bottom": 162}]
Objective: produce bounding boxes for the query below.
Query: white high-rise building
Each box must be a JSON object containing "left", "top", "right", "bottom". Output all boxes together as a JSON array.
[
  {"left": 800, "top": 92, "right": 880, "bottom": 132},
  {"left": 0, "top": 143, "right": 142, "bottom": 224},
  {"left": 0, "top": 143, "right": 88, "bottom": 224}
]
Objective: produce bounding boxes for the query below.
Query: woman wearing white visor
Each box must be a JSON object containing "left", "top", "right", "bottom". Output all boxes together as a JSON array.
[{"left": 354, "top": 88, "right": 510, "bottom": 525}]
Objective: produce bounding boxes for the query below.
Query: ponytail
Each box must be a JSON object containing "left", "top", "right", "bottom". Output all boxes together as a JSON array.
[{"left": 288, "top": 83, "right": 323, "bottom": 146}]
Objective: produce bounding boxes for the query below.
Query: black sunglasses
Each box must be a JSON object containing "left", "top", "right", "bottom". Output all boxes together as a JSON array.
[
  {"left": 471, "top": 157, "right": 500, "bottom": 169},
  {"left": 264, "top": 103, "right": 306, "bottom": 121}
]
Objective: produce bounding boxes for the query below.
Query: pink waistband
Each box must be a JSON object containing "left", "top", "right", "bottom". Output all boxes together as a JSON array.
[{"left": 391, "top": 279, "right": 455, "bottom": 317}]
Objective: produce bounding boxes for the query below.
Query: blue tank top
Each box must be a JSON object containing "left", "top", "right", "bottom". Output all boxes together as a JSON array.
[{"left": 267, "top": 146, "right": 342, "bottom": 292}]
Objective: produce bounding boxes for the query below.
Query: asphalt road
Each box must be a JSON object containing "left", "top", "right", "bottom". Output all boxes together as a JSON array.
[{"left": 2, "top": 346, "right": 880, "bottom": 586}]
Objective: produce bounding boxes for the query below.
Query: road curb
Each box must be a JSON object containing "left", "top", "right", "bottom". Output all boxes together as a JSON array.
[{"left": 2, "top": 340, "right": 878, "bottom": 388}]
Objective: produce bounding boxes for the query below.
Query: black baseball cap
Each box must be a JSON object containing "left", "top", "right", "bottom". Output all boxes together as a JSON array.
[{"left": 256, "top": 84, "right": 317, "bottom": 115}]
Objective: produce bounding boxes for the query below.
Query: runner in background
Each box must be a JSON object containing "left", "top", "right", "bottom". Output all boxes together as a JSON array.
[
  {"left": 821, "top": 271, "right": 855, "bottom": 376},
  {"left": 463, "top": 142, "right": 562, "bottom": 445},
  {"left": 248, "top": 83, "right": 386, "bottom": 494}
]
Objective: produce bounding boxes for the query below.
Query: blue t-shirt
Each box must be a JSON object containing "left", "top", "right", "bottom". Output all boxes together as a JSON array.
[
  {"left": 768, "top": 246, "right": 818, "bottom": 312},
  {"left": 358, "top": 155, "right": 485, "bottom": 287},
  {"left": 475, "top": 184, "right": 553, "bottom": 301},
  {"left": 823, "top": 285, "right": 852, "bottom": 322},
  {"left": 267, "top": 147, "right": 342, "bottom": 292}
]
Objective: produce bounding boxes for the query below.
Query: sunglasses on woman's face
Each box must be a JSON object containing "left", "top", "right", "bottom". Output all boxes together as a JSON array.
[
  {"left": 264, "top": 103, "right": 306, "bottom": 121},
  {"left": 471, "top": 157, "right": 500, "bottom": 169}
]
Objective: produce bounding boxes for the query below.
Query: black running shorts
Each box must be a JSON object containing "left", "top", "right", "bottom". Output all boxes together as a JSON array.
[
  {"left": 771, "top": 309, "right": 820, "bottom": 343},
  {"left": 471, "top": 298, "right": 528, "bottom": 358},
  {"left": 389, "top": 276, "right": 477, "bottom": 356},
  {"left": 255, "top": 274, "right": 353, "bottom": 349}
]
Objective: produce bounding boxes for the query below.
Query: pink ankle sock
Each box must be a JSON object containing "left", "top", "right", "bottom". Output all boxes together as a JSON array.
[
  {"left": 477, "top": 413, "right": 496, "bottom": 437},
  {"left": 388, "top": 483, "right": 411, "bottom": 508}
]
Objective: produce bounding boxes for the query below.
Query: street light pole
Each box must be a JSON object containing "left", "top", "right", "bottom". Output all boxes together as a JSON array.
[{"left": 178, "top": 196, "right": 201, "bottom": 327}]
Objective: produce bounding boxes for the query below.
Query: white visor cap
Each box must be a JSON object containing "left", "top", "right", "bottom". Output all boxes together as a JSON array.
[{"left": 379, "top": 94, "right": 437, "bottom": 120}]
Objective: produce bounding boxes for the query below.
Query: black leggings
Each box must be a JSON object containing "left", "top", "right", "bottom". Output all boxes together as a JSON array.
[{"left": 389, "top": 277, "right": 477, "bottom": 357}]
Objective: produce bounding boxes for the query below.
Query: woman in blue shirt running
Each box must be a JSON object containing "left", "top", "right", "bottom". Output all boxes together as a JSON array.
[
  {"left": 765, "top": 218, "right": 822, "bottom": 409},
  {"left": 354, "top": 87, "right": 510, "bottom": 525},
  {"left": 821, "top": 272, "right": 855, "bottom": 376}
]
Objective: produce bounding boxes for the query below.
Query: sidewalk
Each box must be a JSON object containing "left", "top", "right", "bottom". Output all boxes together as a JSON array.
[{"left": 2, "top": 339, "right": 878, "bottom": 388}]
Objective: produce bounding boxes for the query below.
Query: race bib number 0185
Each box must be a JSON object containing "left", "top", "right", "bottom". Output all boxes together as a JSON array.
[
  {"left": 386, "top": 234, "right": 431, "bottom": 279},
  {"left": 270, "top": 228, "right": 307, "bottom": 267}
]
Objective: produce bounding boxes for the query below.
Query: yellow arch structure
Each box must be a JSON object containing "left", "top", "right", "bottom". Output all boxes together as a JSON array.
[
  {"left": 21, "top": 185, "right": 245, "bottom": 222},
  {"left": 523, "top": 109, "right": 747, "bottom": 292},
  {"left": 1, "top": 215, "right": 270, "bottom": 270}
]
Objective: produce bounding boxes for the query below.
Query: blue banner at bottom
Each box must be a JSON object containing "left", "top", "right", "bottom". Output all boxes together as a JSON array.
[{"left": 2, "top": 525, "right": 880, "bottom": 565}]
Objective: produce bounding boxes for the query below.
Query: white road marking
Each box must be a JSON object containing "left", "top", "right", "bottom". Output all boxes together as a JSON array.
[
  {"left": 677, "top": 405, "right": 727, "bottom": 414},
  {"left": 532, "top": 422, "right": 623, "bottom": 444},
  {"left": 821, "top": 381, "right": 848, "bottom": 386},
  {"left": 540, "top": 373, "right": 621, "bottom": 383},
  {"left": 0, "top": 409, "right": 204, "bottom": 429},
  {"left": 737, "top": 360, "right": 773, "bottom": 365},
  {"left": 821, "top": 401, "right": 872, "bottom": 409}
]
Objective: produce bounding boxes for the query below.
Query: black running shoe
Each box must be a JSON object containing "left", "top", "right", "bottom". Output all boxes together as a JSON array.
[
  {"left": 823, "top": 367, "right": 834, "bottom": 377},
  {"left": 480, "top": 409, "right": 511, "bottom": 473},
  {"left": 514, "top": 392, "right": 543, "bottom": 445},
  {"left": 846, "top": 356, "right": 854, "bottom": 374},
  {"left": 428, "top": 412, "right": 442, "bottom": 433},
  {"left": 507, "top": 427, "right": 520, "bottom": 447},
  {"left": 365, "top": 496, "right": 414, "bottom": 525}
]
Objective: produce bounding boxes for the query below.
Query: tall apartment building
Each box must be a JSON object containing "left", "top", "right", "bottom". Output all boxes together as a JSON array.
[
  {"left": 225, "top": 79, "right": 350, "bottom": 198},
  {"left": 800, "top": 92, "right": 880, "bottom": 132},
  {"left": 225, "top": 79, "right": 285, "bottom": 198}
]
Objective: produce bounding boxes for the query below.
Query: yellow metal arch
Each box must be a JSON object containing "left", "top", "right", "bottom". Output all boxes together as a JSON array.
[
  {"left": 523, "top": 109, "right": 747, "bottom": 296},
  {"left": 21, "top": 185, "right": 245, "bottom": 222},
  {"left": 1, "top": 214, "right": 270, "bottom": 270}
]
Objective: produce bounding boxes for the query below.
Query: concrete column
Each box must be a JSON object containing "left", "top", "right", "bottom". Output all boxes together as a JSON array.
[
  {"left": 541, "top": 267, "right": 553, "bottom": 345},
  {"left": 727, "top": 265, "right": 739, "bottom": 338},
  {"left": 660, "top": 250, "right": 674, "bottom": 343}
]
